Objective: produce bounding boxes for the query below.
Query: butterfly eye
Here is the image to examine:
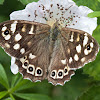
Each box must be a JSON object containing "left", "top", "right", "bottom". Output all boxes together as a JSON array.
[
  {"left": 37, "top": 69, "right": 42, "bottom": 74},
  {"left": 4, "top": 30, "right": 9, "bottom": 35},
  {"left": 35, "top": 67, "right": 43, "bottom": 76},
  {"left": 64, "top": 68, "right": 67, "bottom": 73},
  {"left": 50, "top": 70, "right": 57, "bottom": 79},
  {"left": 52, "top": 71, "right": 55, "bottom": 77},
  {"left": 57, "top": 70, "right": 64, "bottom": 79},
  {"left": 58, "top": 71, "right": 63, "bottom": 77},
  {"left": 27, "top": 65, "right": 35, "bottom": 75},
  {"left": 22, "top": 60, "right": 29, "bottom": 69},
  {"left": 87, "top": 44, "right": 91, "bottom": 50},
  {"left": 28, "top": 66, "right": 33, "bottom": 72},
  {"left": 64, "top": 66, "right": 70, "bottom": 76},
  {"left": 24, "top": 62, "right": 28, "bottom": 66}
]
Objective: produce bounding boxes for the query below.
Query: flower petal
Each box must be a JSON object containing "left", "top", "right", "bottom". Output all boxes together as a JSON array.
[
  {"left": 10, "top": 0, "right": 97, "bottom": 34},
  {"left": 10, "top": 57, "right": 18, "bottom": 74}
]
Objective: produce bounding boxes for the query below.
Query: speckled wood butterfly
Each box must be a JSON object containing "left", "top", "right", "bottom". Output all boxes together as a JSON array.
[{"left": 0, "top": 20, "right": 99, "bottom": 85}]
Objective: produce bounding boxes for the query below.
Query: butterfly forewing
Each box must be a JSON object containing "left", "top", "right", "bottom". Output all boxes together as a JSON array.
[
  {"left": 61, "top": 28, "right": 99, "bottom": 70},
  {"left": 0, "top": 20, "right": 50, "bottom": 58}
]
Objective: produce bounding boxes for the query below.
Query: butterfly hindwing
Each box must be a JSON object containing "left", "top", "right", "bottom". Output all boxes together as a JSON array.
[{"left": 15, "top": 34, "right": 50, "bottom": 81}]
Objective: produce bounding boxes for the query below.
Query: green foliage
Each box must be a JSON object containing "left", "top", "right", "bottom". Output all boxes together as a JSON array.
[
  {"left": 73, "top": 0, "right": 100, "bottom": 11},
  {"left": 0, "top": 0, "right": 100, "bottom": 100},
  {"left": 78, "top": 85, "right": 100, "bottom": 100},
  {"left": 18, "top": 0, "right": 39, "bottom": 5},
  {"left": 88, "top": 11, "right": 100, "bottom": 18},
  {"left": 0, "top": 0, "right": 4, "bottom": 5}
]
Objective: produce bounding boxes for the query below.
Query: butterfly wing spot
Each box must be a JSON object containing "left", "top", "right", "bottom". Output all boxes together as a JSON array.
[
  {"left": 10, "top": 21, "right": 18, "bottom": 33},
  {"left": 69, "top": 32, "right": 74, "bottom": 42},
  {"left": 4, "top": 34, "right": 11, "bottom": 40},
  {"left": 22, "top": 24, "right": 26, "bottom": 32},
  {"left": 90, "top": 42, "right": 94, "bottom": 48},
  {"left": 50, "top": 70, "right": 57, "bottom": 79},
  {"left": 83, "top": 35, "right": 88, "bottom": 47},
  {"left": 61, "top": 59, "right": 66, "bottom": 64},
  {"left": 74, "top": 54, "right": 79, "bottom": 61},
  {"left": 84, "top": 42, "right": 94, "bottom": 55},
  {"left": 5, "top": 43, "right": 10, "bottom": 48},
  {"left": 81, "top": 57, "right": 85, "bottom": 62},
  {"left": 84, "top": 49, "right": 91, "bottom": 55},
  {"left": 29, "top": 25, "right": 34, "bottom": 34},
  {"left": 76, "top": 44, "right": 81, "bottom": 53},
  {"left": 20, "top": 56, "right": 27, "bottom": 63},
  {"left": 13, "top": 43, "right": 20, "bottom": 50},
  {"left": 69, "top": 57, "right": 73, "bottom": 63},
  {"left": 20, "top": 48, "right": 25, "bottom": 54},
  {"left": 15, "top": 33, "right": 22, "bottom": 42},
  {"left": 27, "top": 64, "right": 35, "bottom": 75},
  {"left": 29, "top": 53, "right": 36, "bottom": 59},
  {"left": 35, "top": 67, "right": 43, "bottom": 76},
  {"left": 2, "top": 30, "right": 11, "bottom": 40},
  {"left": 27, "top": 42, "right": 32, "bottom": 47},
  {"left": 67, "top": 48, "right": 70, "bottom": 54},
  {"left": 22, "top": 60, "right": 29, "bottom": 69},
  {"left": 2, "top": 26, "right": 7, "bottom": 31},
  {"left": 57, "top": 69, "right": 64, "bottom": 79},
  {"left": 64, "top": 66, "right": 70, "bottom": 76},
  {"left": 76, "top": 34, "right": 80, "bottom": 41}
]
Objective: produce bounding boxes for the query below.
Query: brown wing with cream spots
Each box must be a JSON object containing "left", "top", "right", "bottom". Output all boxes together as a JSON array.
[
  {"left": 47, "top": 30, "right": 75, "bottom": 85},
  {"left": 14, "top": 34, "right": 50, "bottom": 81},
  {"left": 62, "top": 28, "right": 99, "bottom": 70},
  {"left": 0, "top": 20, "right": 50, "bottom": 58},
  {"left": 0, "top": 20, "right": 51, "bottom": 81},
  {"left": 47, "top": 27, "right": 99, "bottom": 85}
]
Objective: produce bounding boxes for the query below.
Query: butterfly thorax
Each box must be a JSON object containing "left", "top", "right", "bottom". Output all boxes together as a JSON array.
[{"left": 50, "top": 22, "right": 62, "bottom": 40}]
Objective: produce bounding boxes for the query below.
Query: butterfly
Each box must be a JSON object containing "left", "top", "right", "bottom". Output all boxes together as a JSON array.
[{"left": 0, "top": 20, "right": 99, "bottom": 85}]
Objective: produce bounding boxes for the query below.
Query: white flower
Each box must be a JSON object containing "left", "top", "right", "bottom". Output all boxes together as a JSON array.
[
  {"left": 10, "top": 0, "right": 97, "bottom": 74},
  {"left": 10, "top": 57, "right": 18, "bottom": 74}
]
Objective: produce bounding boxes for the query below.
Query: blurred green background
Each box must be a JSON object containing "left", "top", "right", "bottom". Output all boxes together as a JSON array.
[{"left": 0, "top": 0, "right": 100, "bottom": 100}]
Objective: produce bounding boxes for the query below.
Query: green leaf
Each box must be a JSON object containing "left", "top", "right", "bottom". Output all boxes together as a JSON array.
[
  {"left": 18, "top": 0, "right": 39, "bottom": 5},
  {"left": 15, "top": 81, "right": 36, "bottom": 91},
  {"left": 0, "top": 16, "right": 9, "bottom": 23},
  {"left": 11, "top": 74, "right": 21, "bottom": 88},
  {"left": 88, "top": 11, "right": 100, "bottom": 18},
  {"left": 93, "top": 25, "right": 100, "bottom": 44},
  {"left": 9, "top": 94, "right": 15, "bottom": 100},
  {"left": 13, "top": 93, "right": 51, "bottom": 100},
  {"left": 0, "top": 64, "right": 9, "bottom": 89},
  {"left": 11, "top": 73, "right": 36, "bottom": 91},
  {"left": 11, "top": 77, "right": 34, "bottom": 93},
  {"left": 77, "top": 85, "right": 100, "bottom": 100},
  {"left": 3, "top": 97, "right": 12, "bottom": 100},
  {"left": 0, "top": 0, "right": 4, "bottom": 5},
  {"left": 73, "top": 0, "right": 100, "bottom": 11},
  {"left": 0, "top": 91, "right": 8, "bottom": 99},
  {"left": 98, "top": 0, "right": 100, "bottom": 2}
]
